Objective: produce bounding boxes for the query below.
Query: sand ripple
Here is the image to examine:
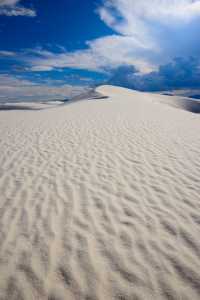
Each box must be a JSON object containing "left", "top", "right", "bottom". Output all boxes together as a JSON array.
[{"left": 0, "top": 95, "right": 200, "bottom": 299}]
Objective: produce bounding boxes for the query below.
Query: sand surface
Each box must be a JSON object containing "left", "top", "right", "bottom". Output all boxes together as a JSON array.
[
  {"left": 0, "top": 102, "right": 62, "bottom": 117},
  {"left": 0, "top": 85, "right": 200, "bottom": 299}
]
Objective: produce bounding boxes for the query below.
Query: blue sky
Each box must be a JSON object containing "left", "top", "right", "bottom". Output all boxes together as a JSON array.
[{"left": 0, "top": 0, "right": 200, "bottom": 103}]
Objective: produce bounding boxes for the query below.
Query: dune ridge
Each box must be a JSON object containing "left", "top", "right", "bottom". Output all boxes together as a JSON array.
[
  {"left": 0, "top": 102, "right": 62, "bottom": 117},
  {"left": 67, "top": 85, "right": 200, "bottom": 114},
  {"left": 0, "top": 86, "right": 200, "bottom": 299}
]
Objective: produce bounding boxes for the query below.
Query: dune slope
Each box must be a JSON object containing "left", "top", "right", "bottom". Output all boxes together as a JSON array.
[
  {"left": 67, "top": 85, "right": 200, "bottom": 114},
  {"left": 0, "top": 86, "right": 200, "bottom": 300}
]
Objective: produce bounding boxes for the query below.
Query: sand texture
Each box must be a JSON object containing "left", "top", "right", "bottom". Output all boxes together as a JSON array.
[{"left": 0, "top": 85, "right": 200, "bottom": 299}]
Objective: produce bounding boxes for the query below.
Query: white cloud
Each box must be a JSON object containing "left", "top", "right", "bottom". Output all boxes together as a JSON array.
[
  {"left": 0, "top": 0, "right": 18, "bottom": 5},
  {"left": 0, "top": 74, "right": 37, "bottom": 87},
  {"left": 0, "top": 0, "right": 36, "bottom": 17},
  {"left": 0, "top": 74, "right": 90, "bottom": 103},
  {"left": 10, "top": 35, "right": 157, "bottom": 74},
  {"left": 79, "top": 78, "right": 93, "bottom": 81},
  {"left": 10, "top": 65, "right": 30, "bottom": 71},
  {"left": 0, "top": 0, "right": 199, "bottom": 75},
  {"left": 95, "top": 0, "right": 200, "bottom": 66},
  {"left": 31, "top": 66, "right": 54, "bottom": 71},
  {"left": 0, "top": 50, "right": 15, "bottom": 56},
  {"left": 97, "top": 0, "right": 200, "bottom": 38},
  {"left": 172, "top": 89, "right": 200, "bottom": 96},
  {"left": 65, "top": 74, "right": 94, "bottom": 82},
  {"left": 86, "top": 35, "right": 157, "bottom": 73}
]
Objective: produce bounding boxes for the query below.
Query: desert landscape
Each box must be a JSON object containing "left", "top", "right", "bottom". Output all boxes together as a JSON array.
[{"left": 0, "top": 85, "right": 200, "bottom": 299}]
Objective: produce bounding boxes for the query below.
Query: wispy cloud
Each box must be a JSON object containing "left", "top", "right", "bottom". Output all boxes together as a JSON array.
[
  {"left": 0, "top": 0, "right": 200, "bottom": 81},
  {"left": 79, "top": 77, "right": 93, "bottom": 81},
  {"left": 10, "top": 65, "right": 31, "bottom": 71},
  {"left": 0, "top": 74, "right": 90, "bottom": 103},
  {"left": 65, "top": 74, "right": 83, "bottom": 81},
  {"left": 0, "top": 73, "right": 37, "bottom": 87},
  {"left": 1, "top": 36, "right": 157, "bottom": 74},
  {"left": 0, "top": 50, "right": 15, "bottom": 56},
  {"left": 0, "top": 0, "right": 36, "bottom": 17},
  {"left": 31, "top": 66, "right": 54, "bottom": 71},
  {"left": 65, "top": 74, "right": 93, "bottom": 81}
]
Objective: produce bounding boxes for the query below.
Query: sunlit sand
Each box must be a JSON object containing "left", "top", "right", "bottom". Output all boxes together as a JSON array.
[{"left": 0, "top": 85, "right": 200, "bottom": 299}]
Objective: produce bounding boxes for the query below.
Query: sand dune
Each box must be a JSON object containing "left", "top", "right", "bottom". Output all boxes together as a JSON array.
[
  {"left": 0, "top": 102, "right": 62, "bottom": 117},
  {"left": 0, "top": 85, "right": 200, "bottom": 299},
  {"left": 68, "top": 85, "right": 200, "bottom": 114}
]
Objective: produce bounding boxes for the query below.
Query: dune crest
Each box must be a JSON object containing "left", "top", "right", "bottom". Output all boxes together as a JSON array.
[
  {"left": 68, "top": 85, "right": 200, "bottom": 114},
  {"left": 0, "top": 87, "right": 200, "bottom": 299}
]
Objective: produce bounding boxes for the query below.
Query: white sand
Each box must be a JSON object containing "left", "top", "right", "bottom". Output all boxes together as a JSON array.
[
  {"left": 0, "top": 85, "right": 200, "bottom": 300},
  {"left": 0, "top": 102, "right": 62, "bottom": 117}
]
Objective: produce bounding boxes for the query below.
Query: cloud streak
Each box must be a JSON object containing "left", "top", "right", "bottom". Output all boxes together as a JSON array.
[
  {"left": 10, "top": 65, "right": 31, "bottom": 71},
  {"left": 1, "top": 36, "right": 158, "bottom": 74},
  {"left": 65, "top": 74, "right": 93, "bottom": 81},
  {"left": 0, "top": 0, "right": 36, "bottom": 17}
]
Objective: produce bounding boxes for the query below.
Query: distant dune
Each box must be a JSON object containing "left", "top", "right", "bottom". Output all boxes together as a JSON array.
[
  {"left": 188, "top": 94, "right": 200, "bottom": 100},
  {"left": 0, "top": 85, "right": 200, "bottom": 299},
  {"left": 67, "top": 85, "right": 200, "bottom": 114},
  {"left": 0, "top": 102, "right": 62, "bottom": 116}
]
